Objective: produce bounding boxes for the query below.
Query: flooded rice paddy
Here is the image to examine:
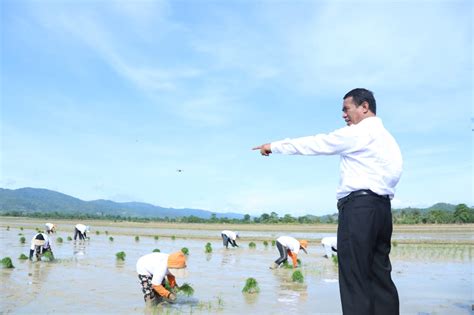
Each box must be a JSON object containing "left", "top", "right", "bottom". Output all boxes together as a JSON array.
[{"left": 1, "top": 219, "right": 472, "bottom": 314}]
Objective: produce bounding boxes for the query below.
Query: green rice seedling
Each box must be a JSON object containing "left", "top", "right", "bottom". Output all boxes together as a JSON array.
[
  {"left": 20, "top": 236, "right": 26, "bottom": 244},
  {"left": 205, "top": 242, "right": 212, "bottom": 253},
  {"left": 20, "top": 227, "right": 24, "bottom": 231},
  {"left": 67, "top": 236, "right": 72, "bottom": 241},
  {"left": 19, "top": 253, "right": 28, "bottom": 260},
  {"left": 242, "top": 277, "right": 259, "bottom": 294},
  {"left": 263, "top": 240, "right": 269, "bottom": 247},
  {"left": 109, "top": 236, "right": 114, "bottom": 242},
  {"left": 135, "top": 236, "right": 140, "bottom": 242},
  {"left": 392, "top": 240, "right": 398, "bottom": 247},
  {"left": 116, "top": 251, "right": 126, "bottom": 261},
  {"left": 249, "top": 242, "right": 256, "bottom": 249},
  {"left": 271, "top": 240, "right": 276, "bottom": 246},
  {"left": 181, "top": 247, "right": 189, "bottom": 255},
  {"left": 292, "top": 270, "right": 304, "bottom": 283},
  {"left": 1, "top": 257, "right": 14, "bottom": 268},
  {"left": 96, "top": 231, "right": 100, "bottom": 235},
  {"left": 43, "top": 251, "right": 54, "bottom": 261},
  {"left": 217, "top": 295, "right": 224, "bottom": 308},
  {"left": 282, "top": 261, "right": 293, "bottom": 269},
  {"left": 105, "top": 231, "right": 109, "bottom": 235},
  {"left": 18, "top": 233, "right": 23, "bottom": 236},
  {"left": 154, "top": 235, "right": 159, "bottom": 240},
  {"left": 171, "top": 235, "right": 176, "bottom": 240},
  {"left": 178, "top": 283, "right": 194, "bottom": 296},
  {"left": 6, "top": 226, "right": 9, "bottom": 231},
  {"left": 56, "top": 237, "right": 63, "bottom": 243},
  {"left": 332, "top": 255, "right": 339, "bottom": 266},
  {"left": 153, "top": 248, "right": 160, "bottom": 252}
]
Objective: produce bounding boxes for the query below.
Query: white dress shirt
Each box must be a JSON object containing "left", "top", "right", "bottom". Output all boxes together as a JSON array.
[{"left": 271, "top": 117, "right": 403, "bottom": 200}]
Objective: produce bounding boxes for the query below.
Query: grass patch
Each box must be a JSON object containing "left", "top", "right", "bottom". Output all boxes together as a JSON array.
[
  {"left": 153, "top": 248, "right": 161, "bottom": 252},
  {"left": 20, "top": 236, "right": 26, "bottom": 244},
  {"left": 56, "top": 237, "right": 63, "bottom": 243},
  {"left": 292, "top": 270, "right": 304, "bottom": 283},
  {"left": 242, "top": 277, "right": 259, "bottom": 294},
  {"left": 205, "top": 242, "right": 212, "bottom": 253},
  {"left": 116, "top": 251, "right": 126, "bottom": 261},
  {"left": 249, "top": 242, "right": 256, "bottom": 248},
  {"left": 19, "top": 253, "right": 28, "bottom": 260},
  {"left": 178, "top": 283, "right": 194, "bottom": 297},
  {"left": 181, "top": 247, "right": 189, "bottom": 255},
  {"left": 1, "top": 257, "right": 14, "bottom": 268}
]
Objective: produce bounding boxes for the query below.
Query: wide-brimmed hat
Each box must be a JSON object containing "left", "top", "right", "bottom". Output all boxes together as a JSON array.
[
  {"left": 299, "top": 240, "right": 308, "bottom": 253},
  {"left": 167, "top": 252, "right": 188, "bottom": 278},
  {"left": 33, "top": 239, "right": 46, "bottom": 246}
]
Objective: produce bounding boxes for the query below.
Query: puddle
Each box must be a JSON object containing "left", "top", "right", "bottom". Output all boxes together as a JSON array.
[{"left": 0, "top": 220, "right": 472, "bottom": 314}]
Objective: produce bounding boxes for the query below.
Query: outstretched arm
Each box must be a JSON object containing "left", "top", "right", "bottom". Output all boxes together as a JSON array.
[{"left": 252, "top": 143, "right": 272, "bottom": 156}]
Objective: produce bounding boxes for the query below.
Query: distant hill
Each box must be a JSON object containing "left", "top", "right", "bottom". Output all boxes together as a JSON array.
[
  {"left": 393, "top": 202, "right": 457, "bottom": 214},
  {"left": 0, "top": 187, "right": 243, "bottom": 219}
]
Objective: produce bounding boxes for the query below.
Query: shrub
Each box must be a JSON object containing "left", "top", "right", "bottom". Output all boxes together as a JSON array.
[
  {"left": 57, "top": 237, "right": 63, "bottom": 243},
  {"left": 154, "top": 235, "right": 159, "bottom": 240},
  {"left": 242, "top": 277, "right": 259, "bottom": 294},
  {"left": 153, "top": 248, "right": 160, "bottom": 252},
  {"left": 292, "top": 270, "right": 304, "bottom": 283},
  {"left": 19, "top": 254, "right": 28, "bottom": 260},
  {"left": 205, "top": 242, "right": 212, "bottom": 253},
  {"left": 181, "top": 247, "right": 189, "bottom": 255},
  {"left": 67, "top": 236, "right": 72, "bottom": 241},
  {"left": 1, "top": 257, "right": 14, "bottom": 268},
  {"left": 20, "top": 236, "right": 26, "bottom": 244},
  {"left": 249, "top": 242, "right": 256, "bottom": 248},
  {"left": 263, "top": 240, "right": 269, "bottom": 247},
  {"left": 116, "top": 251, "right": 126, "bottom": 261},
  {"left": 135, "top": 236, "right": 140, "bottom": 242},
  {"left": 178, "top": 283, "right": 194, "bottom": 296},
  {"left": 109, "top": 236, "right": 114, "bottom": 242}
]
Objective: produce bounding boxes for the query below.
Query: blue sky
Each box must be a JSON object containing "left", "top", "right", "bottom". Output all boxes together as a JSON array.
[{"left": 1, "top": 0, "right": 472, "bottom": 216}]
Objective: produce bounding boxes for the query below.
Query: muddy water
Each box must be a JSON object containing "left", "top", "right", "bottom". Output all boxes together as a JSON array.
[{"left": 1, "top": 223, "right": 472, "bottom": 314}]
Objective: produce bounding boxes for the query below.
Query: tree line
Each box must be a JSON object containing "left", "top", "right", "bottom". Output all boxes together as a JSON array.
[{"left": 1, "top": 203, "right": 472, "bottom": 224}]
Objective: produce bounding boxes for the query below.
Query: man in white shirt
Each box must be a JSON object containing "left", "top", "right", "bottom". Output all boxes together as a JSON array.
[
  {"left": 221, "top": 230, "right": 239, "bottom": 248},
  {"left": 254, "top": 88, "right": 402, "bottom": 315},
  {"left": 29, "top": 232, "right": 54, "bottom": 261},
  {"left": 45, "top": 223, "right": 56, "bottom": 234},
  {"left": 74, "top": 224, "right": 90, "bottom": 240},
  {"left": 136, "top": 251, "right": 188, "bottom": 305},
  {"left": 321, "top": 236, "right": 338, "bottom": 258}
]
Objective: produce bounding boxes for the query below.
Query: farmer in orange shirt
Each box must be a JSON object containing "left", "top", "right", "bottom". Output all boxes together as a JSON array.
[{"left": 270, "top": 236, "right": 308, "bottom": 269}]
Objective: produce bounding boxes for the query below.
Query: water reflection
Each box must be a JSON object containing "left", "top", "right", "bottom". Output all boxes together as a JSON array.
[
  {"left": 273, "top": 269, "right": 308, "bottom": 308},
  {"left": 27, "top": 261, "right": 51, "bottom": 296},
  {"left": 73, "top": 241, "right": 87, "bottom": 260}
]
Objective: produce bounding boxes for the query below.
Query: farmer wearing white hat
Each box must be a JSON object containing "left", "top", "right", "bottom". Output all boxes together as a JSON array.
[
  {"left": 45, "top": 222, "right": 56, "bottom": 234},
  {"left": 321, "top": 236, "right": 338, "bottom": 258},
  {"left": 74, "top": 224, "right": 90, "bottom": 240},
  {"left": 221, "top": 230, "right": 239, "bottom": 248},
  {"left": 136, "top": 251, "right": 188, "bottom": 305},
  {"left": 29, "top": 232, "right": 54, "bottom": 261}
]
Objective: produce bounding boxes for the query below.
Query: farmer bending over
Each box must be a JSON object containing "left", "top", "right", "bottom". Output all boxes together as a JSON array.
[
  {"left": 270, "top": 236, "right": 308, "bottom": 269},
  {"left": 74, "top": 224, "right": 89, "bottom": 240},
  {"left": 45, "top": 222, "right": 56, "bottom": 234},
  {"left": 221, "top": 230, "right": 239, "bottom": 248},
  {"left": 321, "top": 236, "right": 338, "bottom": 258},
  {"left": 29, "top": 232, "right": 54, "bottom": 261},
  {"left": 136, "top": 252, "right": 188, "bottom": 305}
]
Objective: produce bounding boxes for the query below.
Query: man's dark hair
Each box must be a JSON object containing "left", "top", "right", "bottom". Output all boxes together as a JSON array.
[{"left": 343, "top": 88, "right": 376, "bottom": 114}]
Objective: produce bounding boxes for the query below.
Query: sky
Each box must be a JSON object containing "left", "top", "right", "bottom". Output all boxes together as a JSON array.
[{"left": 1, "top": 0, "right": 472, "bottom": 217}]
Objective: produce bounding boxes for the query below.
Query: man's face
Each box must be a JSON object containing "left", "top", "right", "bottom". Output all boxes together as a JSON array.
[{"left": 342, "top": 97, "right": 365, "bottom": 126}]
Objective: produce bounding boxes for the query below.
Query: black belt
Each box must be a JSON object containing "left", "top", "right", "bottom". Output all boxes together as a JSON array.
[{"left": 337, "top": 189, "right": 389, "bottom": 210}]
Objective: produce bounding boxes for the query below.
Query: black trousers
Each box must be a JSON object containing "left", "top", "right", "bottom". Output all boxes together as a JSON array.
[
  {"left": 337, "top": 194, "right": 399, "bottom": 315},
  {"left": 221, "top": 234, "right": 237, "bottom": 248},
  {"left": 275, "top": 241, "right": 288, "bottom": 265},
  {"left": 74, "top": 228, "right": 85, "bottom": 240}
]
